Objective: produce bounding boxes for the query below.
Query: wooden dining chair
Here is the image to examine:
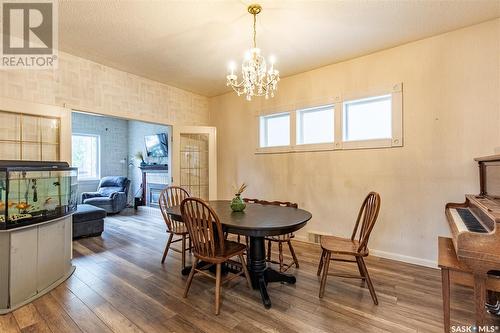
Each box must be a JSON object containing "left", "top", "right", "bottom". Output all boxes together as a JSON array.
[
  {"left": 158, "top": 186, "right": 191, "bottom": 268},
  {"left": 181, "top": 197, "right": 252, "bottom": 315},
  {"left": 244, "top": 198, "right": 300, "bottom": 272},
  {"left": 317, "top": 192, "right": 381, "bottom": 304}
]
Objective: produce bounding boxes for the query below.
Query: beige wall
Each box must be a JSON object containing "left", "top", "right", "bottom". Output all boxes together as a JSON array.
[
  {"left": 209, "top": 19, "right": 500, "bottom": 266},
  {"left": 0, "top": 51, "right": 209, "bottom": 126}
]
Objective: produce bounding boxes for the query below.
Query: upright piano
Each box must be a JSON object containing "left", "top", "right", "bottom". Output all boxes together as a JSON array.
[{"left": 445, "top": 154, "right": 500, "bottom": 323}]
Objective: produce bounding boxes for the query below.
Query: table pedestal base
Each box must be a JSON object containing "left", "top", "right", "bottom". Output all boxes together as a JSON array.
[{"left": 248, "top": 236, "right": 296, "bottom": 308}]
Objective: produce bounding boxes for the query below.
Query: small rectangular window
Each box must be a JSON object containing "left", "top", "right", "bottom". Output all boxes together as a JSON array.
[
  {"left": 259, "top": 113, "right": 290, "bottom": 148},
  {"left": 72, "top": 134, "right": 100, "bottom": 180},
  {"left": 343, "top": 95, "right": 392, "bottom": 142},
  {"left": 296, "top": 105, "right": 334, "bottom": 145}
]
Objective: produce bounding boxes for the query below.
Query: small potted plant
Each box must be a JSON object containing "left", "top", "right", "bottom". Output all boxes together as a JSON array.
[
  {"left": 231, "top": 183, "right": 248, "bottom": 212},
  {"left": 135, "top": 151, "right": 146, "bottom": 167}
]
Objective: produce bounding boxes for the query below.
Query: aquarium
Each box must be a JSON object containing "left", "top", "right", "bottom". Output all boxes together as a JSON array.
[{"left": 0, "top": 161, "right": 77, "bottom": 229}]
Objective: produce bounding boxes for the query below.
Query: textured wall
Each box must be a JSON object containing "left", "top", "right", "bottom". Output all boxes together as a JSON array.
[
  {"left": 209, "top": 19, "right": 500, "bottom": 267},
  {"left": 0, "top": 52, "right": 209, "bottom": 126},
  {"left": 72, "top": 112, "right": 129, "bottom": 200}
]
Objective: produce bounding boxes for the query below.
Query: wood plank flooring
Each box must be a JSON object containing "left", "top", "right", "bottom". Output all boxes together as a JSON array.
[{"left": 0, "top": 207, "right": 498, "bottom": 332}]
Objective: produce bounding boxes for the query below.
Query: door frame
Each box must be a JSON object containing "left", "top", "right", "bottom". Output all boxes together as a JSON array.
[{"left": 172, "top": 125, "right": 217, "bottom": 200}]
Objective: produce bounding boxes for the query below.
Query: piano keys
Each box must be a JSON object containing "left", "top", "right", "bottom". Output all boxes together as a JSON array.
[{"left": 448, "top": 207, "right": 488, "bottom": 233}]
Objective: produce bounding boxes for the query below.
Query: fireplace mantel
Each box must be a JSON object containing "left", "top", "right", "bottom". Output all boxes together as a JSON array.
[{"left": 139, "top": 164, "right": 168, "bottom": 172}]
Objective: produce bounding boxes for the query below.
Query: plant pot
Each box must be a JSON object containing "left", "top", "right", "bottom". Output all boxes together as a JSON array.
[{"left": 230, "top": 194, "right": 246, "bottom": 212}]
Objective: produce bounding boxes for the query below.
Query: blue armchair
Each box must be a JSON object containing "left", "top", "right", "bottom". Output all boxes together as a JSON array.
[{"left": 81, "top": 176, "right": 130, "bottom": 214}]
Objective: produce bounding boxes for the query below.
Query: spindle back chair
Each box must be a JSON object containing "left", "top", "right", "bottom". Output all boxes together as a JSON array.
[
  {"left": 158, "top": 186, "right": 191, "bottom": 268},
  {"left": 244, "top": 198, "right": 300, "bottom": 272},
  {"left": 181, "top": 197, "right": 251, "bottom": 315},
  {"left": 317, "top": 192, "right": 381, "bottom": 304}
]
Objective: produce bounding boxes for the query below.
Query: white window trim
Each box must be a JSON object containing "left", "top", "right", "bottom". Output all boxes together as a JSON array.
[
  {"left": 255, "top": 83, "right": 403, "bottom": 154},
  {"left": 257, "top": 111, "right": 292, "bottom": 152},
  {"left": 296, "top": 104, "right": 335, "bottom": 147},
  {"left": 72, "top": 133, "right": 101, "bottom": 181}
]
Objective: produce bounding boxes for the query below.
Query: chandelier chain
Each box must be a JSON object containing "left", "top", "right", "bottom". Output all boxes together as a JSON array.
[{"left": 253, "top": 12, "right": 257, "bottom": 48}]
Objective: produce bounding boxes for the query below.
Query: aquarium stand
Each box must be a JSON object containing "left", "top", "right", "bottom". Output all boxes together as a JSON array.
[{"left": 0, "top": 215, "right": 74, "bottom": 314}]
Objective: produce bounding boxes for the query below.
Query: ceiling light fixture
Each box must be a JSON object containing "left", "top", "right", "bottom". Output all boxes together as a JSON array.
[{"left": 226, "top": 4, "right": 279, "bottom": 101}]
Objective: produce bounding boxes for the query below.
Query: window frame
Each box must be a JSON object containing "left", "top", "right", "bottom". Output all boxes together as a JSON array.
[
  {"left": 296, "top": 104, "right": 335, "bottom": 146},
  {"left": 258, "top": 111, "right": 291, "bottom": 150},
  {"left": 72, "top": 133, "right": 101, "bottom": 181},
  {"left": 339, "top": 84, "right": 403, "bottom": 149},
  {"left": 255, "top": 83, "right": 403, "bottom": 154}
]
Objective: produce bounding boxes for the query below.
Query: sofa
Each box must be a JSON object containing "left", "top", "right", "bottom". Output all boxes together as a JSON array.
[{"left": 81, "top": 176, "right": 130, "bottom": 213}]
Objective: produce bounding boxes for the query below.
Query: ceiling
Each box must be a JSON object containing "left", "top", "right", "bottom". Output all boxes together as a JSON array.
[{"left": 58, "top": 0, "right": 500, "bottom": 97}]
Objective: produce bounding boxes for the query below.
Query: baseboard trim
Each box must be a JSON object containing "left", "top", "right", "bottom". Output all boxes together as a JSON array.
[
  {"left": 369, "top": 249, "right": 437, "bottom": 268},
  {"left": 293, "top": 234, "right": 437, "bottom": 269}
]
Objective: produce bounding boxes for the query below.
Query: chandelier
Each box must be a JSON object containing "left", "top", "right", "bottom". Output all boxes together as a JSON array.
[{"left": 226, "top": 4, "right": 279, "bottom": 101}]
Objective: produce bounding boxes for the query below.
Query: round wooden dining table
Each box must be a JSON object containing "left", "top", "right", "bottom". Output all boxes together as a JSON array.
[{"left": 166, "top": 200, "right": 312, "bottom": 308}]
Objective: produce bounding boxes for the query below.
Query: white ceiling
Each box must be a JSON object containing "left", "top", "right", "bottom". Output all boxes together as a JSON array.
[{"left": 58, "top": 0, "right": 500, "bottom": 97}]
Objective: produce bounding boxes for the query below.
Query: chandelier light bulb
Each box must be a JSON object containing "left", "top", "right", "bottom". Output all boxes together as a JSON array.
[
  {"left": 225, "top": 3, "right": 279, "bottom": 101},
  {"left": 229, "top": 61, "right": 236, "bottom": 75}
]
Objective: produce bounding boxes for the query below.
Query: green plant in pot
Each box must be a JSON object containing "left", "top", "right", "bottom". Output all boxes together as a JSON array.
[{"left": 231, "top": 183, "right": 247, "bottom": 212}]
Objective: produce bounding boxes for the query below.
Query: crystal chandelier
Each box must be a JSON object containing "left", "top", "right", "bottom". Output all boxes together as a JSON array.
[{"left": 226, "top": 4, "right": 279, "bottom": 101}]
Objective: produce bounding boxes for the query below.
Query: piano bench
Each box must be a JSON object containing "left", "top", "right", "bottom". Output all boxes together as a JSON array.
[{"left": 438, "top": 236, "right": 500, "bottom": 332}]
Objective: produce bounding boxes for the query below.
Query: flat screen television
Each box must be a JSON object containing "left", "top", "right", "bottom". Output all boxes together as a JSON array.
[{"left": 144, "top": 133, "right": 168, "bottom": 157}]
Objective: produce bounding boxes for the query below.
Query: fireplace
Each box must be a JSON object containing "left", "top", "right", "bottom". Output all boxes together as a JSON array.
[
  {"left": 139, "top": 165, "right": 169, "bottom": 208},
  {"left": 147, "top": 183, "right": 165, "bottom": 207}
]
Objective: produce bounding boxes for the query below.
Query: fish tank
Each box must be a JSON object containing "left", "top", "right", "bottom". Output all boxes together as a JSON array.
[{"left": 0, "top": 161, "right": 78, "bottom": 230}]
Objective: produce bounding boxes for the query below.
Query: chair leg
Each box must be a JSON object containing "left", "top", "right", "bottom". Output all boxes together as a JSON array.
[
  {"left": 181, "top": 234, "right": 186, "bottom": 269},
  {"left": 237, "top": 235, "right": 241, "bottom": 243},
  {"left": 215, "top": 263, "right": 222, "bottom": 315},
  {"left": 278, "top": 241, "right": 284, "bottom": 272},
  {"left": 183, "top": 257, "right": 198, "bottom": 298},
  {"left": 238, "top": 254, "right": 252, "bottom": 288},
  {"left": 188, "top": 236, "right": 192, "bottom": 253},
  {"left": 359, "top": 257, "right": 378, "bottom": 305},
  {"left": 245, "top": 236, "right": 249, "bottom": 253},
  {"left": 317, "top": 249, "right": 325, "bottom": 276},
  {"left": 161, "top": 233, "right": 173, "bottom": 264},
  {"left": 319, "top": 251, "right": 331, "bottom": 298},
  {"left": 287, "top": 240, "right": 299, "bottom": 268},
  {"left": 355, "top": 256, "right": 366, "bottom": 286},
  {"left": 267, "top": 240, "right": 272, "bottom": 261}
]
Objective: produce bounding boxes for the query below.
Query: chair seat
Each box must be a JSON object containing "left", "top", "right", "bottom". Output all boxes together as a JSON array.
[
  {"left": 265, "top": 233, "right": 294, "bottom": 241},
  {"left": 217, "top": 240, "right": 247, "bottom": 257},
  {"left": 320, "top": 235, "right": 367, "bottom": 256},
  {"left": 196, "top": 240, "right": 247, "bottom": 263}
]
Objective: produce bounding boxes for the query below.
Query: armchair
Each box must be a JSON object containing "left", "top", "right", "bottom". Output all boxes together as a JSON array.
[{"left": 81, "top": 176, "right": 130, "bottom": 214}]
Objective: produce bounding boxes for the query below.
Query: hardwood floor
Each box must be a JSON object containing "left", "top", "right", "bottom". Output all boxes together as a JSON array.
[{"left": 0, "top": 207, "right": 498, "bottom": 332}]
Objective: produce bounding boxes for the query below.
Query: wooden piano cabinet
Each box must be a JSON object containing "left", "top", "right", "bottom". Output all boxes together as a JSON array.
[{"left": 439, "top": 237, "right": 500, "bottom": 332}]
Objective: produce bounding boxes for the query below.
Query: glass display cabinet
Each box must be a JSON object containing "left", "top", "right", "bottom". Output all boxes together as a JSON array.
[{"left": 0, "top": 161, "right": 77, "bottom": 229}]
